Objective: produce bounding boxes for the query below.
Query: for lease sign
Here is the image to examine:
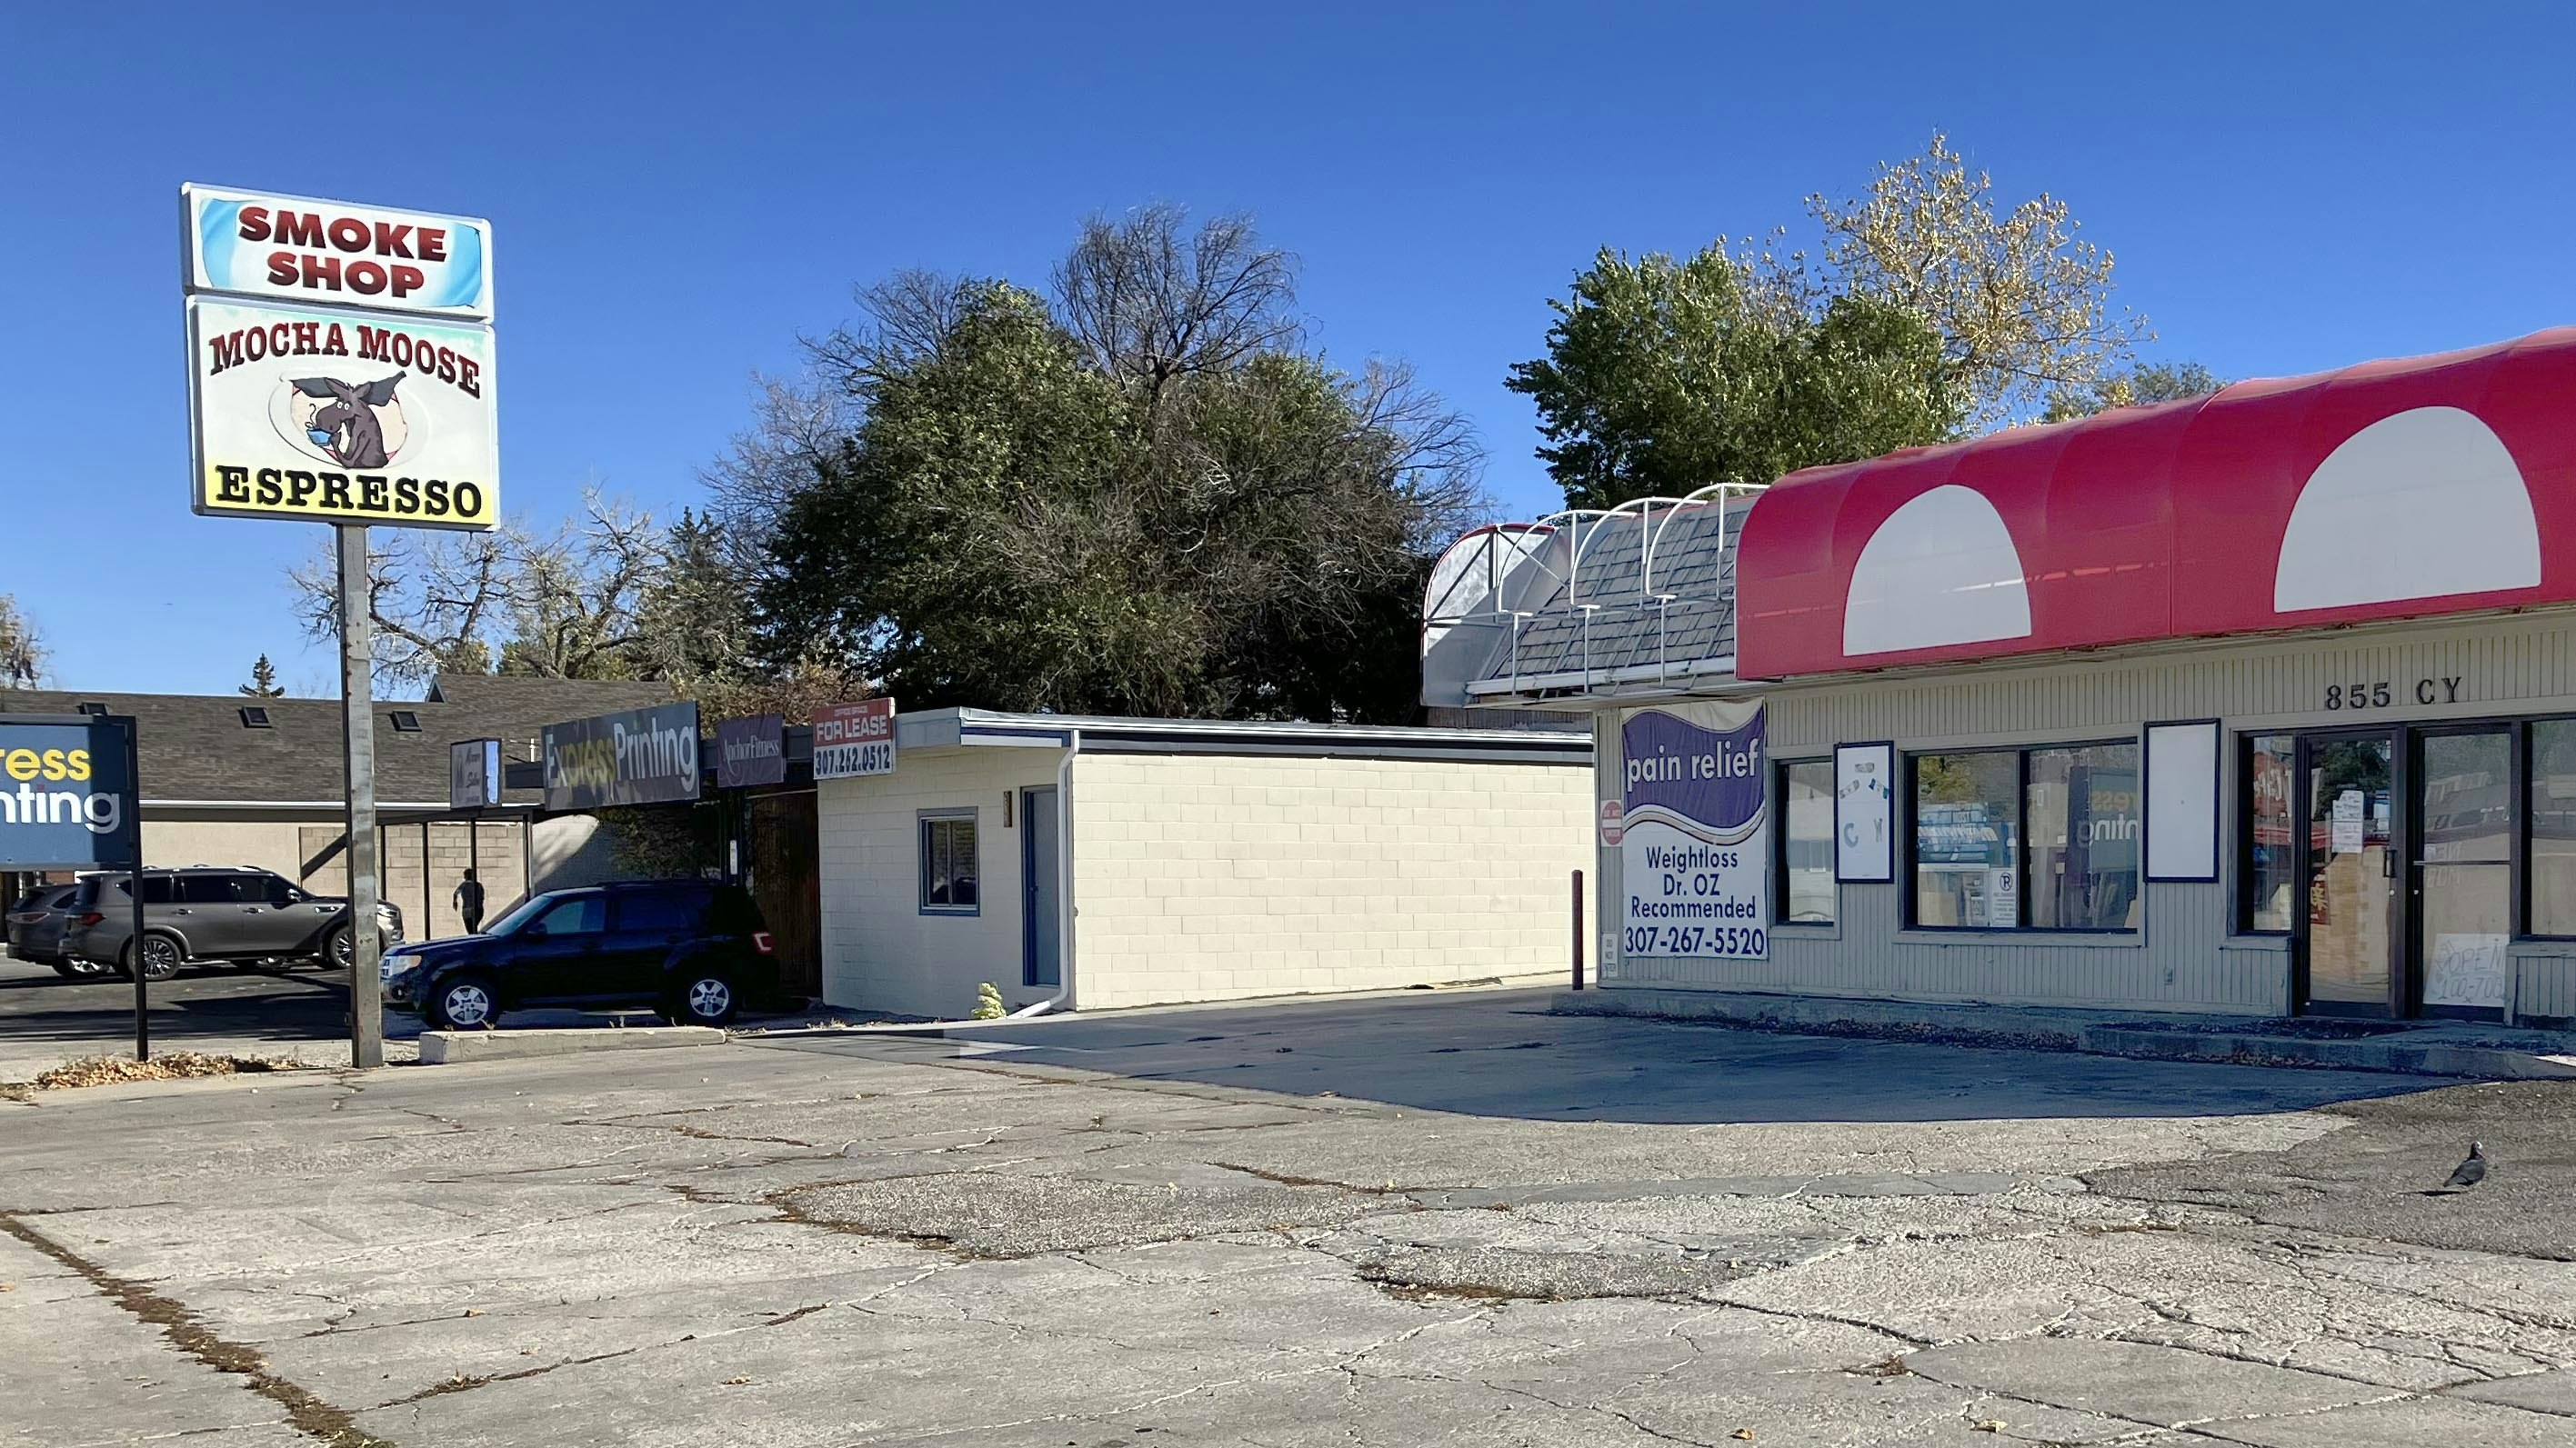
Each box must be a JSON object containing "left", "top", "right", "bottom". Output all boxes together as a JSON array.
[
  {"left": 183, "top": 185, "right": 492, "bottom": 319},
  {"left": 186, "top": 298, "right": 498, "bottom": 530},
  {"left": 811, "top": 700, "right": 896, "bottom": 780}
]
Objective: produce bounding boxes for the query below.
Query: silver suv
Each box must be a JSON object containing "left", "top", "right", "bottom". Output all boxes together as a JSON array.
[{"left": 66, "top": 868, "right": 404, "bottom": 980}]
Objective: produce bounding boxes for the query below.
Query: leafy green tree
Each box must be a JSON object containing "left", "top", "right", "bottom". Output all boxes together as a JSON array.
[
  {"left": 747, "top": 209, "right": 1481, "bottom": 723},
  {"left": 1513, "top": 136, "right": 2161, "bottom": 508},
  {"left": 1811, "top": 134, "right": 2148, "bottom": 429},
  {"left": 2041, "top": 361, "right": 2226, "bottom": 422},
  {"left": 238, "top": 654, "right": 285, "bottom": 698},
  {"left": 1508, "top": 244, "right": 1958, "bottom": 509}
]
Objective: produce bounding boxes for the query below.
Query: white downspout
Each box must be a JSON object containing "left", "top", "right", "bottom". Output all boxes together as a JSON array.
[{"left": 1009, "top": 727, "right": 1079, "bottom": 1016}]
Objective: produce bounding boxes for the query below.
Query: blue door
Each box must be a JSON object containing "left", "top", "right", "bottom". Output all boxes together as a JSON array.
[{"left": 1021, "top": 786, "right": 1060, "bottom": 987}]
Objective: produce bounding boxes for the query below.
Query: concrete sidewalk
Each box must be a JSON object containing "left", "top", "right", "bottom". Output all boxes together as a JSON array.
[{"left": 1558, "top": 987, "right": 2576, "bottom": 1080}]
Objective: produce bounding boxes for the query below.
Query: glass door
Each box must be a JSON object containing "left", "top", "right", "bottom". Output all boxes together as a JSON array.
[
  {"left": 2414, "top": 728, "right": 2514, "bottom": 1018},
  {"left": 2299, "top": 732, "right": 2398, "bottom": 1015}
]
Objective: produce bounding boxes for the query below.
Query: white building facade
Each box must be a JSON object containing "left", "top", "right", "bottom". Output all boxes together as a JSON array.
[
  {"left": 1426, "top": 330, "right": 2576, "bottom": 1027},
  {"left": 815, "top": 710, "right": 1592, "bottom": 1019}
]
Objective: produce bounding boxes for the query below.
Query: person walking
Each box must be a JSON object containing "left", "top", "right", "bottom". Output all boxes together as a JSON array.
[{"left": 453, "top": 868, "right": 486, "bottom": 936}]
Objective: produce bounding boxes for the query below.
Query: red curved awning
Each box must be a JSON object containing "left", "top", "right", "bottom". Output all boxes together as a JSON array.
[{"left": 1735, "top": 329, "right": 2576, "bottom": 680}]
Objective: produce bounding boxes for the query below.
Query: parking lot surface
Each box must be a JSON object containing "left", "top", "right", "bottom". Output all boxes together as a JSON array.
[
  {"left": 5, "top": 988, "right": 2574, "bottom": 1446},
  {"left": 0, "top": 948, "right": 371, "bottom": 1078}
]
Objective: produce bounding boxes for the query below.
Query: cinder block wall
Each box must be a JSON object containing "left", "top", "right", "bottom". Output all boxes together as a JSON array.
[
  {"left": 1071, "top": 753, "right": 1592, "bottom": 1009},
  {"left": 816, "top": 748, "right": 1060, "bottom": 1018}
]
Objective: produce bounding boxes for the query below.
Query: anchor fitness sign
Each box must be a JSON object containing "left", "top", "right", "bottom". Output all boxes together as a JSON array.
[
  {"left": 1618, "top": 702, "right": 1769, "bottom": 962},
  {"left": 183, "top": 185, "right": 498, "bottom": 531}
]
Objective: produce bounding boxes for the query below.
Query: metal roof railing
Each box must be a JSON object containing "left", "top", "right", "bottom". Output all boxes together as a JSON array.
[{"left": 1419, "top": 483, "right": 1766, "bottom": 707}]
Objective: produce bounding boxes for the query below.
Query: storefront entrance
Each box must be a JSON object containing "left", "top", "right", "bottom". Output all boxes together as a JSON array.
[{"left": 2290, "top": 725, "right": 2514, "bottom": 1019}]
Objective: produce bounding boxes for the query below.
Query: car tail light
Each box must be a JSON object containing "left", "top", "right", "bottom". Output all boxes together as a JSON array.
[
  {"left": 751, "top": 931, "right": 775, "bottom": 955},
  {"left": 76, "top": 912, "right": 104, "bottom": 927}
]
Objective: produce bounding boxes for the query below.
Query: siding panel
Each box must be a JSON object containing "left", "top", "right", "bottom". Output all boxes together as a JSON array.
[{"left": 1607, "top": 610, "right": 2576, "bottom": 1014}]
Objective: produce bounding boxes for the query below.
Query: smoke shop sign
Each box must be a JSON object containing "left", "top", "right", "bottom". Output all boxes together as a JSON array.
[
  {"left": 183, "top": 185, "right": 499, "bottom": 531},
  {"left": 184, "top": 185, "right": 492, "bottom": 319}
]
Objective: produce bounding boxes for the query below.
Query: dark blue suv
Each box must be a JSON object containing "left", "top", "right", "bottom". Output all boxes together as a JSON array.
[{"left": 382, "top": 880, "right": 776, "bottom": 1030}]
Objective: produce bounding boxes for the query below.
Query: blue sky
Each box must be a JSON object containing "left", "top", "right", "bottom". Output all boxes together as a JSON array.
[{"left": 4, "top": 2, "right": 2571, "bottom": 697}]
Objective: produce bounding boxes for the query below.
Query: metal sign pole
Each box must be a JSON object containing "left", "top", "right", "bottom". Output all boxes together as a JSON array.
[
  {"left": 336, "top": 524, "right": 385, "bottom": 1068},
  {"left": 126, "top": 718, "right": 149, "bottom": 1062}
]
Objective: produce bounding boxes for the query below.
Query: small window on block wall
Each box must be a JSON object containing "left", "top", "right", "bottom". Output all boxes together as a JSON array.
[{"left": 919, "top": 813, "right": 979, "bottom": 914}]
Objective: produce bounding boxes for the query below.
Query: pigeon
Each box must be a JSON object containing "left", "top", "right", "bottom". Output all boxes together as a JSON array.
[{"left": 2444, "top": 1142, "right": 2489, "bottom": 1191}]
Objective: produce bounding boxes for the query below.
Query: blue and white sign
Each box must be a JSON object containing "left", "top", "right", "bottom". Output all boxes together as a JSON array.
[
  {"left": 1619, "top": 701, "right": 1768, "bottom": 961},
  {"left": 183, "top": 185, "right": 493, "bottom": 319},
  {"left": 0, "top": 716, "right": 143, "bottom": 870}
]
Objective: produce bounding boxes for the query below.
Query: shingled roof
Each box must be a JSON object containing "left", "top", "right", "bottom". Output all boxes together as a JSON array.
[{"left": 0, "top": 674, "right": 676, "bottom": 810}]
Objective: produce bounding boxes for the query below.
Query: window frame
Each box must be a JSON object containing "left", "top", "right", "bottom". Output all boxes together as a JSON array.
[
  {"left": 2023, "top": 739, "right": 2149, "bottom": 934},
  {"left": 2235, "top": 732, "right": 2297, "bottom": 936},
  {"left": 1773, "top": 756, "right": 1838, "bottom": 928},
  {"left": 2519, "top": 715, "right": 2576, "bottom": 941},
  {"left": 917, "top": 809, "right": 981, "bottom": 917},
  {"left": 1904, "top": 736, "right": 2143, "bottom": 935}
]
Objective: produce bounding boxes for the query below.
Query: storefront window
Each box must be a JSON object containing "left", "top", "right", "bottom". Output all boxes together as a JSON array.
[
  {"left": 1778, "top": 759, "right": 1835, "bottom": 924},
  {"left": 1912, "top": 752, "right": 2021, "bottom": 928},
  {"left": 2242, "top": 734, "right": 2295, "bottom": 933},
  {"left": 2028, "top": 743, "right": 2141, "bottom": 930},
  {"left": 2531, "top": 721, "right": 2576, "bottom": 934}
]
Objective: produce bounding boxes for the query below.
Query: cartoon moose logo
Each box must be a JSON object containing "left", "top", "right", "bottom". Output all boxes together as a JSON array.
[{"left": 290, "top": 373, "right": 406, "bottom": 469}]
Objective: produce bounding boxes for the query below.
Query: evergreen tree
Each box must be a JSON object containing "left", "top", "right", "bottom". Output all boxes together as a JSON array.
[{"left": 239, "top": 654, "right": 286, "bottom": 698}]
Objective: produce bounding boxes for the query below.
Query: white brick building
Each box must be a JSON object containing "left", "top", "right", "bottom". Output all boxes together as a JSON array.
[{"left": 814, "top": 710, "right": 1591, "bottom": 1018}]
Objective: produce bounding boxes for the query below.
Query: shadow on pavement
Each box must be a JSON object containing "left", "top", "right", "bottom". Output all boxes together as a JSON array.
[{"left": 757, "top": 987, "right": 2447, "bottom": 1125}]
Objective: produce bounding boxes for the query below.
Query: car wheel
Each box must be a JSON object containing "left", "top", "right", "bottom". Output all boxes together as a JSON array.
[
  {"left": 673, "top": 973, "right": 737, "bottom": 1026},
  {"left": 124, "top": 933, "right": 184, "bottom": 982},
  {"left": 322, "top": 926, "right": 354, "bottom": 972},
  {"left": 426, "top": 974, "right": 499, "bottom": 1031}
]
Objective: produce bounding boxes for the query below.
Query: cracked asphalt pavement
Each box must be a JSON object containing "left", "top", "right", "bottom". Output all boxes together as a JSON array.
[{"left": 5, "top": 988, "right": 2575, "bottom": 1446}]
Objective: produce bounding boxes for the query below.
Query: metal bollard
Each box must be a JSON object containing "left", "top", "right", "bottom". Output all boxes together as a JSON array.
[{"left": 1570, "top": 868, "right": 1586, "bottom": 990}]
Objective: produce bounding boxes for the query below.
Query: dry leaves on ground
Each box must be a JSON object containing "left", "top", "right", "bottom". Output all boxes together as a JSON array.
[{"left": 27, "top": 1054, "right": 313, "bottom": 1092}]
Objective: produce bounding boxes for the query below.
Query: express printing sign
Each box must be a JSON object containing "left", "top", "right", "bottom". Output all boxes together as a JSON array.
[
  {"left": 0, "top": 717, "right": 143, "bottom": 869},
  {"left": 541, "top": 703, "right": 702, "bottom": 811},
  {"left": 1619, "top": 702, "right": 1769, "bottom": 961}
]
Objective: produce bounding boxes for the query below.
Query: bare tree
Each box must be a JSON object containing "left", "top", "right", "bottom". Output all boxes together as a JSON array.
[
  {"left": 1053, "top": 203, "right": 1302, "bottom": 410},
  {"left": 0, "top": 593, "right": 45, "bottom": 687},
  {"left": 286, "top": 493, "right": 670, "bottom": 688},
  {"left": 697, "top": 372, "right": 858, "bottom": 546},
  {"left": 1346, "top": 358, "right": 1488, "bottom": 550},
  {"left": 495, "top": 495, "right": 668, "bottom": 679},
  {"left": 287, "top": 526, "right": 514, "bottom": 687}
]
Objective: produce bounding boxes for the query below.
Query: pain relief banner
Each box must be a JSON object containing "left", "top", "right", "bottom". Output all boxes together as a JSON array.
[
  {"left": 186, "top": 297, "right": 498, "bottom": 530},
  {"left": 1619, "top": 700, "right": 1769, "bottom": 962}
]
